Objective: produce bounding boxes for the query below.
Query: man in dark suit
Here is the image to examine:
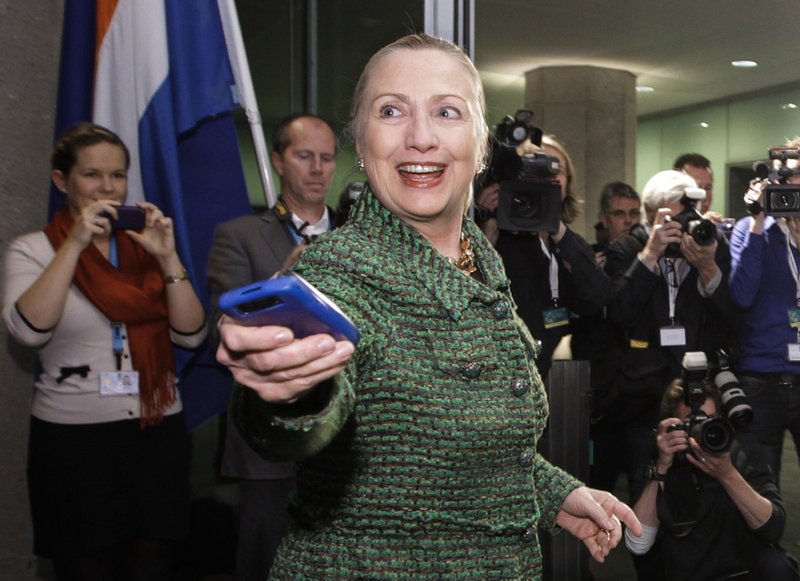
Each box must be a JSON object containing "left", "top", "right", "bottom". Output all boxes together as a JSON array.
[{"left": 206, "top": 112, "right": 337, "bottom": 581}]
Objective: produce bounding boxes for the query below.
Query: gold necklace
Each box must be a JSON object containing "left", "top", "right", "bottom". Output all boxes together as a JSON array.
[{"left": 448, "top": 232, "right": 477, "bottom": 275}]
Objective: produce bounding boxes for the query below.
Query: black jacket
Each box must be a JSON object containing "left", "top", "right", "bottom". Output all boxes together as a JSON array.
[
  {"left": 495, "top": 226, "right": 613, "bottom": 379},
  {"left": 601, "top": 227, "right": 739, "bottom": 425}
]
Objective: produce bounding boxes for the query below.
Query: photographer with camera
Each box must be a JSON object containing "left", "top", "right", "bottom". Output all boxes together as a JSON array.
[
  {"left": 729, "top": 136, "right": 800, "bottom": 490},
  {"left": 603, "top": 170, "right": 738, "bottom": 502},
  {"left": 624, "top": 352, "right": 798, "bottom": 581},
  {"left": 475, "top": 112, "right": 612, "bottom": 380}
]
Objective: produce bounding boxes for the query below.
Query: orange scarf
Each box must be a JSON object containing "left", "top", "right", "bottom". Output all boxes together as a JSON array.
[{"left": 44, "top": 209, "right": 176, "bottom": 427}]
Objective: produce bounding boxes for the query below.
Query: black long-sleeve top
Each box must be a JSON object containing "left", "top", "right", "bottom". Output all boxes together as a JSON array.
[
  {"left": 656, "top": 443, "right": 785, "bottom": 581},
  {"left": 496, "top": 226, "right": 613, "bottom": 379}
]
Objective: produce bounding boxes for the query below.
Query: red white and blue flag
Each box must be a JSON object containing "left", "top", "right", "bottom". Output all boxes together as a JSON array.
[{"left": 53, "top": 0, "right": 254, "bottom": 428}]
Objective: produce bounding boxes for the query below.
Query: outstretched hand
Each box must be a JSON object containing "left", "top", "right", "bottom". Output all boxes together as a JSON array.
[
  {"left": 216, "top": 319, "right": 355, "bottom": 403},
  {"left": 556, "top": 486, "right": 642, "bottom": 563}
]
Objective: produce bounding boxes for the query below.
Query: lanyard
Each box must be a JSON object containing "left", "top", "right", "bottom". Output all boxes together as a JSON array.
[
  {"left": 108, "top": 236, "right": 123, "bottom": 370},
  {"left": 539, "top": 236, "right": 560, "bottom": 304},
  {"left": 111, "top": 323, "right": 124, "bottom": 370},
  {"left": 661, "top": 257, "right": 689, "bottom": 324},
  {"left": 785, "top": 233, "right": 800, "bottom": 306},
  {"left": 108, "top": 235, "right": 119, "bottom": 267},
  {"left": 274, "top": 198, "right": 331, "bottom": 244}
]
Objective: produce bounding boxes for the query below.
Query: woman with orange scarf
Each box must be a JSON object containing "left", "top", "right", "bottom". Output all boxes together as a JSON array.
[{"left": 2, "top": 123, "right": 207, "bottom": 580}]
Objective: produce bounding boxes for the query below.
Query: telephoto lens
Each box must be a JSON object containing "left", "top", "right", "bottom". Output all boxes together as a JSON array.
[{"left": 714, "top": 369, "right": 753, "bottom": 430}]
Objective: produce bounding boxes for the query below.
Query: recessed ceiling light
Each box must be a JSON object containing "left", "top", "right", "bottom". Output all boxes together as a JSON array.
[
  {"left": 781, "top": 103, "right": 798, "bottom": 110},
  {"left": 699, "top": 122, "right": 710, "bottom": 128},
  {"left": 731, "top": 60, "right": 758, "bottom": 68},
  {"left": 636, "top": 85, "right": 655, "bottom": 93}
]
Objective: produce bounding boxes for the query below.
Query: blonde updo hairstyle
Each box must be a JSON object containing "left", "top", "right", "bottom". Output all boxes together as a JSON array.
[{"left": 348, "top": 33, "right": 490, "bottom": 210}]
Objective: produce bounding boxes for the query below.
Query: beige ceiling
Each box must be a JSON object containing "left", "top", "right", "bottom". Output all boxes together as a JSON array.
[{"left": 474, "top": 0, "right": 800, "bottom": 117}]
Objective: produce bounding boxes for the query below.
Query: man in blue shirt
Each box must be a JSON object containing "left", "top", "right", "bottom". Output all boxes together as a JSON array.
[{"left": 729, "top": 136, "right": 800, "bottom": 486}]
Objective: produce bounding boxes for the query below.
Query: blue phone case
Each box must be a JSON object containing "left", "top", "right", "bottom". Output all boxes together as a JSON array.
[{"left": 219, "top": 273, "right": 360, "bottom": 344}]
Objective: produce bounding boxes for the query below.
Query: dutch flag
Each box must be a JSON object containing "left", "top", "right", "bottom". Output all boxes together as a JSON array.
[{"left": 52, "top": 0, "right": 255, "bottom": 428}]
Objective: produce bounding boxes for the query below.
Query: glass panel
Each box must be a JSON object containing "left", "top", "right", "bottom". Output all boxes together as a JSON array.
[{"left": 233, "top": 0, "right": 424, "bottom": 206}]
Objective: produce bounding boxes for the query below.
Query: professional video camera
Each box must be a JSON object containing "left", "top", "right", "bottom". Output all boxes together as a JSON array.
[
  {"left": 746, "top": 146, "right": 800, "bottom": 216},
  {"left": 667, "top": 352, "right": 735, "bottom": 456},
  {"left": 663, "top": 187, "right": 716, "bottom": 258},
  {"left": 479, "top": 109, "right": 562, "bottom": 233}
]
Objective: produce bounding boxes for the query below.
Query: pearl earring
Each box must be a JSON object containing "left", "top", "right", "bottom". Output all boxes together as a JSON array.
[{"left": 357, "top": 156, "right": 365, "bottom": 172}]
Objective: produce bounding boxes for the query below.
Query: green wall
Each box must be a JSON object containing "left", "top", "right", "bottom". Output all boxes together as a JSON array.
[{"left": 637, "top": 82, "right": 800, "bottom": 216}]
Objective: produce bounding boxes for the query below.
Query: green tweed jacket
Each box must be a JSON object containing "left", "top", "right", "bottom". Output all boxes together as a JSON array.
[{"left": 233, "top": 186, "right": 582, "bottom": 579}]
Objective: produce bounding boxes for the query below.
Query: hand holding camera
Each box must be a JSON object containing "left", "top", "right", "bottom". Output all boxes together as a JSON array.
[
  {"left": 659, "top": 351, "right": 750, "bottom": 472},
  {"left": 746, "top": 146, "right": 800, "bottom": 217},
  {"left": 639, "top": 208, "right": 682, "bottom": 269}
]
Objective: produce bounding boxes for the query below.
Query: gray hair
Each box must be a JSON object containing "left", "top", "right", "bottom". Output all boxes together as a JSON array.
[{"left": 641, "top": 169, "right": 698, "bottom": 221}]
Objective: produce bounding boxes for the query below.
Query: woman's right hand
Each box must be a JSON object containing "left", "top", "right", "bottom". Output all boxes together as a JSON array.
[
  {"left": 216, "top": 318, "right": 355, "bottom": 403},
  {"left": 639, "top": 208, "right": 682, "bottom": 269},
  {"left": 68, "top": 200, "right": 119, "bottom": 248},
  {"left": 655, "top": 416, "right": 689, "bottom": 472}
]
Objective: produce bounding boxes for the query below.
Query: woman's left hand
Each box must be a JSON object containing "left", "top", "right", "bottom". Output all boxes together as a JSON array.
[
  {"left": 126, "top": 202, "right": 176, "bottom": 260},
  {"left": 556, "top": 486, "right": 642, "bottom": 563},
  {"left": 684, "top": 438, "right": 734, "bottom": 480}
]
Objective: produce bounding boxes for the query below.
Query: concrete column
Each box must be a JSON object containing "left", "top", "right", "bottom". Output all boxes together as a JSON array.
[
  {"left": 0, "top": 1, "right": 63, "bottom": 578},
  {"left": 525, "top": 66, "right": 636, "bottom": 240}
]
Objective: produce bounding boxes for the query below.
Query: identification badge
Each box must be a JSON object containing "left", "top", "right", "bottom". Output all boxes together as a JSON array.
[
  {"left": 788, "top": 343, "right": 800, "bottom": 362},
  {"left": 789, "top": 309, "right": 800, "bottom": 328},
  {"left": 100, "top": 371, "right": 139, "bottom": 396},
  {"left": 660, "top": 325, "right": 687, "bottom": 347},
  {"left": 543, "top": 307, "right": 569, "bottom": 329}
]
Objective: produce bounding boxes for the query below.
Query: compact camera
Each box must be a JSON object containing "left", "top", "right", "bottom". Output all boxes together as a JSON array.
[
  {"left": 100, "top": 206, "right": 146, "bottom": 231},
  {"left": 479, "top": 110, "right": 562, "bottom": 233},
  {"left": 663, "top": 187, "right": 716, "bottom": 258},
  {"left": 747, "top": 146, "right": 800, "bottom": 216}
]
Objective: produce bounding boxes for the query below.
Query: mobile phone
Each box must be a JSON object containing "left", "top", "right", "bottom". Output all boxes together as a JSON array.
[
  {"left": 101, "top": 206, "right": 146, "bottom": 230},
  {"left": 219, "top": 273, "right": 360, "bottom": 344}
]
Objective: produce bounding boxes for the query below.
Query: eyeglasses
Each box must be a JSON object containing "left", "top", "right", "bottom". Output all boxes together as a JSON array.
[{"left": 606, "top": 209, "right": 641, "bottom": 219}]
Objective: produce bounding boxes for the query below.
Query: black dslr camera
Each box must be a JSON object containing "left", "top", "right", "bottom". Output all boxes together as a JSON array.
[
  {"left": 663, "top": 187, "right": 716, "bottom": 258},
  {"left": 479, "top": 110, "right": 562, "bottom": 233},
  {"left": 667, "top": 352, "right": 736, "bottom": 456},
  {"left": 747, "top": 146, "right": 800, "bottom": 216}
]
